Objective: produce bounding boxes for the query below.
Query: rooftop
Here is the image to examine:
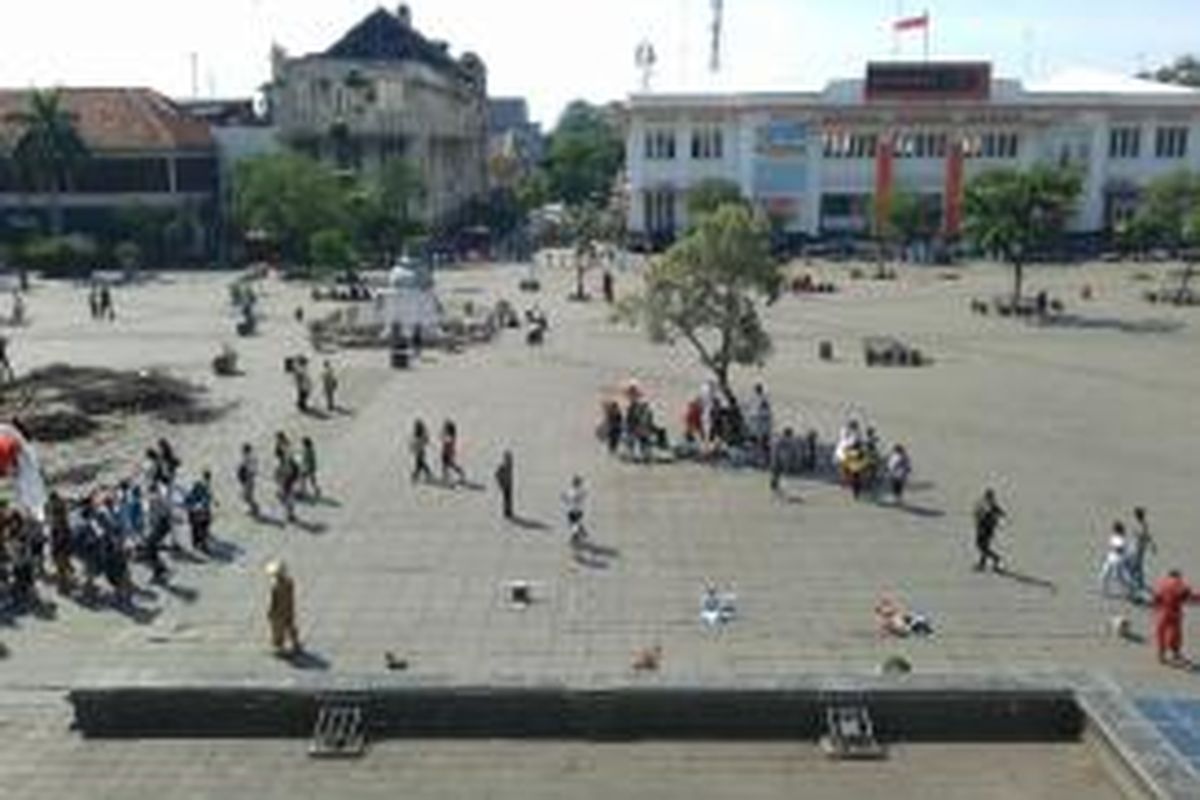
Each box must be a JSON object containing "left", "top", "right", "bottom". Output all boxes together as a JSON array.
[
  {"left": 317, "top": 6, "right": 478, "bottom": 84},
  {"left": 0, "top": 88, "right": 213, "bottom": 153}
]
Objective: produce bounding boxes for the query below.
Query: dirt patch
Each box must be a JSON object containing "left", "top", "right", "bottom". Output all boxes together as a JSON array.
[{"left": 0, "top": 364, "right": 229, "bottom": 443}]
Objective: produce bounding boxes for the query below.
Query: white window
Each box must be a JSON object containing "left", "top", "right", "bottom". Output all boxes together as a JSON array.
[
  {"left": 691, "top": 127, "right": 724, "bottom": 160},
  {"left": 644, "top": 129, "right": 676, "bottom": 160},
  {"left": 1109, "top": 127, "right": 1141, "bottom": 159},
  {"left": 1155, "top": 126, "right": 1189, "bottom": 159},
  {"left": 642, "top": 189, "right": 676, "bottom": 232}
]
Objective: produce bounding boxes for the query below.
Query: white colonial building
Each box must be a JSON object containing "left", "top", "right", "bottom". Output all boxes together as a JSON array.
[{"left": 626, "top": 62, "right": 1200, "bottom": 244}]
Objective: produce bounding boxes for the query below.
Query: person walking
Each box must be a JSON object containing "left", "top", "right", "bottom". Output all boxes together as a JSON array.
[
  {"left": 1153, "top": 569, "right": 1196, "bottom": 665},
  {"left": 886, "top": 444, "right": 912, "bottom": 504},
  {"left": 1128, "top": 506, "right": 1156, "bottom": 595},
  {"left": 562, "top": 474, "right": 587, "bottom": 547},
  {"left": 603, "top": 400, "right": 623, "bottom": 455},
  {"left": 143, "top": 482, "right": 172, "bottom": 584},
  {"left": 440, "top": 419, "right": 466, "bottom": 486},
  {"left": 494, "top": 450, "right": 515, "bottom": 520},
  {"left": 1100, "top": 522, "right": 1133, "bottom": 598},
  {"left": 46, "top": 492, "right": 74, "bottom": 594},
  {"left": 321, "top": 360, "right": 338, "bottom": 412},
  {"left": 185, "top": 471, "right": 214, "bottom": 554},
  {"left": 750, "top": 383, "right": 773, "bottom": 463},
  {"left": 266, "top": 560, "right": 301, "bottom": 656},
  {"left": 237, "top": 443, "right": 260, "bottom": 517},
  {"left": 0, "top": 334, "right": 14, "bottom": 382},
  {"left": 295, "top": 360, "right": 313, "bottom": 412},
  {"left": 410, "top": 419, "right": 433, "bottom": 483},
  {"left": 300, "top": 437, "right": 320, "bottom": 499},
  {"left": 770, "top": 427, "right": 796, "bottom": 493},
  {"left": 276, "top": 452, "right": 299, "bottom": 523},
  {"left": 972, "top": 488, "right": 1006, "bottom": 572}
]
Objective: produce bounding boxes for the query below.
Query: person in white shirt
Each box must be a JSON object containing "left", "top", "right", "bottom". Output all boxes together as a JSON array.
[{"left": 1099, "top": 521, "right": 1133, "bottom": 598}]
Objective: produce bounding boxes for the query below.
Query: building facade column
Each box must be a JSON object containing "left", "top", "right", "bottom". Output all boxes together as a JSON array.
[{"left": 873, "top": 133, "right": 895, "bottom": 238}]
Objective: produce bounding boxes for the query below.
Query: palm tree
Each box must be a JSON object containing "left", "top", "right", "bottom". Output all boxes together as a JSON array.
[{"left": 5, "top": 89, "right": 89, "bottom": 236}]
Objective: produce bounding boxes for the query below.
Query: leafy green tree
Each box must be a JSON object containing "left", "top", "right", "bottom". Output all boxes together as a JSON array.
[
  {"left": 685, "top": 178, "right": 746, "bottom": 224},
  {"left": 309, "top": 228, "right": 356, "bottom": 272},
  {"left": 546, "top": 101, "right": 623, "bottom": 206},
  {"left": 885, "top": 189, "right": 937, "bottom": 248},
  {"left": 1138, "top": 55, "right": 1200, "bottom": 88},
  {"left": 515, "top": 169, "right": 551, "bottom": 212},
  {"left": 232, "top": 153, "right": 349, "bottom": 263},
  {"left": 620, "top": 205, "right": 781, "bottom": 426},
  {"left": 1130, "top": 170, "right": 1200, "bottom": 252},
  {"left": 5, "top": 89, "right": 90, "bottom": 236},
  {"left": 963, "top": 165, "right": 1082, "bottom": 302}
]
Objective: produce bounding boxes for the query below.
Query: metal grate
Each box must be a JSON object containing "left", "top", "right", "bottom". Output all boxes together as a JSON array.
[
  {"left": 309, "top": 703, "right": 366, "bottom": 758},
  {"left": 821, "top": 705, "right": 885, "bottom": 760}
]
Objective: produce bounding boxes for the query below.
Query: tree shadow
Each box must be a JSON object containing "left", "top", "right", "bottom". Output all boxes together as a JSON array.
[
  {"left": 508, "top": 515, "right": 549, "bottom": 531},
  {"left": 1046, "top": 314, "right": 1185, "bottom": 335},
  {"left": 994, "top": 567, "right": 1057, "bottom": 594}
]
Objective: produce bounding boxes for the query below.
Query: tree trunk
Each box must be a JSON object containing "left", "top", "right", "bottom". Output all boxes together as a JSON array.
[
  {"left": 1012, "top": 259, "right": 1024, "bottom": 304},
  {"left": 713, "top": 365, "right": 746, "bottom": 445}
]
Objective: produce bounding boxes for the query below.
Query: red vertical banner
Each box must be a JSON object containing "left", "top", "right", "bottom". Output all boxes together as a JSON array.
[
  {"left": 943, "top": 137, "right": 964, "bottom": 237},
  {"left": 874, "top": 134, "right": 894, "bottom": 237}
]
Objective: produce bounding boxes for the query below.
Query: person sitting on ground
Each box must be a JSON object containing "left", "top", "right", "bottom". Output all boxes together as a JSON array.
[{"left": 875, "top": 596, "right": 933, "bottom": 637}]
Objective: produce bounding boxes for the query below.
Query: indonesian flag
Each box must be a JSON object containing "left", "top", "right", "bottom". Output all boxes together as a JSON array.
[{"left": 894, "top": 12, "right": 929, "bottom": 31}]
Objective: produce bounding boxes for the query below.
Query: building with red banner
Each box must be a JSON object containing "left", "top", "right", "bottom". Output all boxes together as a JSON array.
[{"left": 626, "top": 61, "right": 1200, "bottom": 246}]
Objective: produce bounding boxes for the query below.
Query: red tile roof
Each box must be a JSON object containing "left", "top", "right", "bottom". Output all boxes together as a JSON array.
[{"left": 0, "top": 88, "right": 213, "bottom": 153}]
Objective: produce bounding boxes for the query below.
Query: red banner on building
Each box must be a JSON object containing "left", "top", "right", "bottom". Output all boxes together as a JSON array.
[
  {"left": 874, "top": 135, "right": 894, "bottom": 237},
  {"left": 944, "top": 139, "right": 964, "bottom": 237}
]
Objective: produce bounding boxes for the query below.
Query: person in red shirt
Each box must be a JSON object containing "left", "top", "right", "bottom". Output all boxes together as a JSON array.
[{"left": 1153, "top": 569, "right": 1195, "bottom": 665}]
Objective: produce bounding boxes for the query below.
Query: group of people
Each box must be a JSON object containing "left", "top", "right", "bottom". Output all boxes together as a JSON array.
[
  {"left": 288, "top": 358, "right": 339, "bottom": 414},
  {"left": 87, "top": 283, "right": 116, "bottom": 321},
  {"left": 1099, "top": 507, "right": 1157, "bottom": 601},
  {"left": 601, "top": 382, "right": 666, "bottom": 462},
  {"left": 832, "top": 419, "right": 911, "bottom": 502},
  {"left": 237, "top": 432, "right": 320, "bottom": 523},
  {"left": 0, "top": 436, "right": 216, "bottom": 613}
]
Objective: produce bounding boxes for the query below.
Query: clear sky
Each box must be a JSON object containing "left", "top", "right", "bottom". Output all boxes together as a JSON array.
[{"left": 1, "top": 0, "right": 1196, "bottom": 126}]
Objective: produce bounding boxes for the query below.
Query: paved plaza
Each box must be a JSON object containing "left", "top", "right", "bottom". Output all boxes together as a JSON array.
[
  {"left": 2, "top": 259, "right": 1200, "bottom": 692},
  {"left": 0, "top": 258, "right": 1199, "bottom": 796}
]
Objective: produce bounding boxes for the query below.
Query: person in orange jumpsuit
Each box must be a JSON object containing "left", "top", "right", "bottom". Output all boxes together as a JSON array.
[{"left": 1153, "top": 569, "right": 1195, "bottom": 665}]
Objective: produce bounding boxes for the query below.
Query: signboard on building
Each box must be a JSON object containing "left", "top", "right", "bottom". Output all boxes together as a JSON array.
[
  {"left": 755, "top": 120, "right": 808, "bottom": 158},
  {"left": 865, "top": 62, "right": 991, "bottom": 101}
]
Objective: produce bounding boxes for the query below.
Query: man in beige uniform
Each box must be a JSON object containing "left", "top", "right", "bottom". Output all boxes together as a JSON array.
[{"left": 266, "top": 560, "right": 301, "bottom": 655}]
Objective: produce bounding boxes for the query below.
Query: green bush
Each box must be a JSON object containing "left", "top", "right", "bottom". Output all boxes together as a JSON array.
[
  {"left": 21, "top": 235, "right": 99, "bottom": 278},
  {"left": 308, "top": 228, "right": 356, "bottom": 273}
]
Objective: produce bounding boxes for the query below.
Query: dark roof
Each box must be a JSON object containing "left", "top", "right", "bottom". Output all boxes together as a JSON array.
[
  {"left": 323, "top": 8, "right": 465, "bottom": 79},
  {"left": 488, "top": 98, "right": 530, "bottom": 131},
  {"left": 0, "top": 88, "right": 213, "bottom": 152}
]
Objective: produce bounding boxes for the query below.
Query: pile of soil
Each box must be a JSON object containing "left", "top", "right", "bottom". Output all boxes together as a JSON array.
[{"left": 0, "top": 364, "right": 227, "bottom": 443}]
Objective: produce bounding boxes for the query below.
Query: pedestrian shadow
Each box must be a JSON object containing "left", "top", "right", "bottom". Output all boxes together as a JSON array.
[
  {"left": 206, "top": 537, "right": 243, "bottom": 563},
  {"left": 292, "top": 519, "right": 329, "bottom": 536},
  {"left": 167, "top": 548, "right": 206, "bottom": 565},
  {"left": 283, "top": 648, "right": 331, "bottom": 671},
  {"left": 303, "top": 495, "right": 342, "bottom": 509},
  {"left": 1046, "top": 314, "right": 1185, "bottom": 335},
  {"left": 113, "top": 600, "right": 161, "bottom": 625},
  {"left": 509, "top": 515, "right": 549, "bottom": 531},
  {"left": 773, "top": 489, "right": 804, "bottom": 505},
  {"left": 332, "top": 407, "right": 356, "bottom": 418},
  {"left": 892, "top": 502, "right": 945, "bottom": 519},
  {"left": 255, "top": 514, "right": 287, "bottom": 528},
  {"left": 994, "top": 567, "right": 1057, "bottom": 593},
  {"left": 299, "top": 408, "right": 331, "bottom": 420},
  {"left": 572, "top": 539, "right": 620, "bottom": 570},
  {"left": 428, "top": 478, "right": 486, "bottom": 493},
  {"left": 160, "top": 582, "right": 200, "bottom": 604}
]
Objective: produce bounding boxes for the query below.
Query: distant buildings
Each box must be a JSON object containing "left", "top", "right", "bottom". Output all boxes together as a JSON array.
[
  {"left": 0, "top": 88, "right": 219, "bottom": 258},
  {"left": 487, "top": 98, "right": 543, "bottom": 187},
  {"left": 625, "top": 61, "right": 1200, "bottom": 244},
  {"left": 266, "top": 4, "right": 488, "bottom": 227}
]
